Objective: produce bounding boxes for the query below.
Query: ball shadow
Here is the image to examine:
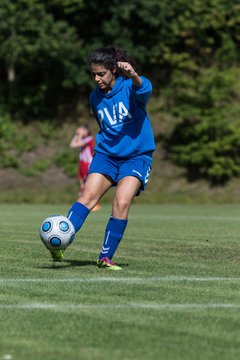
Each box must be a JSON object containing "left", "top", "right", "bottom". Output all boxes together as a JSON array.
[
  {"left": 65, "top": 259, "right": 97, "bottom": 267},
  {"left": 36, "top": 259, "right": 97, "bottom": 270}
]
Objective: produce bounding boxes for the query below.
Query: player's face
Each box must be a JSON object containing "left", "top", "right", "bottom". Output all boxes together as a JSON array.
[
  {"left": 90, "top": 63, "right": 117, "bottom": 92},
  {"left": 76, "top": 127, "right": 84, "bottom": 135}
]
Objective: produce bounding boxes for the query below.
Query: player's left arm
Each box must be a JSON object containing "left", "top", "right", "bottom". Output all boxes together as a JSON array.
[
  {"left": 117, "top": 62, "right": 142, "bottom": 86},
  {"left": 117, "top": 62, "right": 152, "bottom": 104}
]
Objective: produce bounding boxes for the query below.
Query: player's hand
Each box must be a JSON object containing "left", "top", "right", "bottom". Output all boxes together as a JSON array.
[{"left": 117, "top": 62, "right": 137, "bottom": 78}]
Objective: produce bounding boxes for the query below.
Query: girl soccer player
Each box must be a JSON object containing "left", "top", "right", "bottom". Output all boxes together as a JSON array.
[
  {"left": 69, "top": 124, "right": 101, "bottom": 211},
  {"left": 69, "top": 125, "right": 94, "bottom": 196},
  {"left": 51, "top": 45, "right": 155, "bottom": 269}
]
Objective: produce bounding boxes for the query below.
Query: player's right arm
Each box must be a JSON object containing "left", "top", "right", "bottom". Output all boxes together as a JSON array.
[{"left": 70, "top": 128, "right": 85, "bottom": 148}]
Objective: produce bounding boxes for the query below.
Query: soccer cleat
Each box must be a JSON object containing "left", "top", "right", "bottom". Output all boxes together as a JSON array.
[
  {"left": 50, "top": 249, "right": 64, "bottom": 262},
  {"left": 97, "top": 257, "right": 122, "bottom": 271}
]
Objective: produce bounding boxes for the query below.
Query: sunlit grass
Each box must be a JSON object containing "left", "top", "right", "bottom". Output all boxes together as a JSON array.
[{"left": 0, "top": 204, "right": 240, "bottom": 360}]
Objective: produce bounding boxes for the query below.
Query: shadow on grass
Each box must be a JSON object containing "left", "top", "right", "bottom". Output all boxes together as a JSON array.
[
  {"left": 37, "top": 259, "right": 129, "bottom": 270},
  {"left": 65, "top": 259, "right": 97, "bottom": 267},
  {"left": 64, "top": 260, "right": 130, "bottom": 268},
  {"left": 37, "top": 259, "right": 96, "bottom": 270}
]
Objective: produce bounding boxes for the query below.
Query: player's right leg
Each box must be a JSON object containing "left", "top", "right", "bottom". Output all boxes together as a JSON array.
[
  {"left": 67, "top": 173, "right": 113, "bottom": 232},
  {"left": 78, "top": 173, "right": 113, "bottom": 211},
  {"left": 49, "top": 173, "right": 113, "bottom": 262}
]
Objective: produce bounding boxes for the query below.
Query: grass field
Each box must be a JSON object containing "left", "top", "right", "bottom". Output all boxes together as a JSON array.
[{"left": 0, "top": 203, "right": 240, "bottom": 360}]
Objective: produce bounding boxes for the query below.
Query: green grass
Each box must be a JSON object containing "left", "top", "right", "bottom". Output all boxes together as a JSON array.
[{"left": 0, "top": 203, "right": 240, "bottom": 360}]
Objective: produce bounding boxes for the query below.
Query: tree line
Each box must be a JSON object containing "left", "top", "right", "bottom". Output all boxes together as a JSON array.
[{"left": 0, "top": 0, "right": 240, "bottom": 184}]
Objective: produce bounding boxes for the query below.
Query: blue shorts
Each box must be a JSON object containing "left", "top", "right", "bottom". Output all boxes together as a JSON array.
[{"left": 88, "top": 152, "right": 152, "bottom": 195}]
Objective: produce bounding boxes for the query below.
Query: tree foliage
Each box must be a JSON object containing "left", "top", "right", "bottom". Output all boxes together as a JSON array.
[
  {"left": 0, "top": 0, "right": 240, "bottom": 183},
  {"left": 164, "top": 67, "right": 240, "bottom": 184},
  {"left": 0, "top": 0, "right": 85, "bottom": 117}
]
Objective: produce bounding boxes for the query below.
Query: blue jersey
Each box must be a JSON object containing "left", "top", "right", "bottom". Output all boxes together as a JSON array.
[{"left": 89, "top": 76, "right": 155, "bottom": 166}]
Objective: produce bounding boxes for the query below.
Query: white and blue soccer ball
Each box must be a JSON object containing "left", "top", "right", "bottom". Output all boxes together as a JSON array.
[{"left": 39, "top": 215, "right": 75, "bottom": 250}]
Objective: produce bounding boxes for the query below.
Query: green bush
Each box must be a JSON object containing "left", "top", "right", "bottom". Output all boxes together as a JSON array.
[
  {"left": 15, "top": 128, "right": 38, "bottom": 152},
  {"left": 20, "top": 159, "right": 51, "bottom": 177},
  {"left": 0, "top": 115, "right": 46, "bottom": 167},
  {"left": 0, "top": 112, "right": 15, "bottom": 141},
  {"left": 36, "top": 121, "right": 60, "bottom": 140},
  {"left": 54, "top": 148, "right": 78, "bottom": 178},
  {"left": 165, "top": 67, "right": 240, "bottom": 184},
  {"left": 0, "top": 112, "right": 19, "bottom": 167}
]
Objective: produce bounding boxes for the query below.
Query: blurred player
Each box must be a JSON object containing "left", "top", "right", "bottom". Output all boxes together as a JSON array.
[{"left": 69, "top": 125, "right": 101, "bottom": 210}]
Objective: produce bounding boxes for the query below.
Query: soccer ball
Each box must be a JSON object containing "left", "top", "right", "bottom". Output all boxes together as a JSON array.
[{"left": 39, "top": 215, "right": 75, "bottom": 250}]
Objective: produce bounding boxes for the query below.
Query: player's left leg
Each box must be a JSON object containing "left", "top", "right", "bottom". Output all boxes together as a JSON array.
[
  {"left": 112, "top": 176, "right": 141, "bottom": 219},
  {"left": 97, "top": 176, "right": 141, "bottom": 270}
]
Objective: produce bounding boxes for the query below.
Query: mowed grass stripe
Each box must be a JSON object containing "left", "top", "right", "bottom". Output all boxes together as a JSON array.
[
  {"left": 0, "top": 303, "right": 240, "bottom": 311},
  {"left": 1, "top": 276, "right": 240, "bottom": 283}
]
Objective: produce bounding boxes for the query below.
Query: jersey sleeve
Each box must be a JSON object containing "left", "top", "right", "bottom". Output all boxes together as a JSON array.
[
  {"left": 82, "top": 136, "right": 93, "bottom": 146},
  {"left": 83, "top": 137, "right": 95, "bottom": 154},
  {"left": 131, "top": 76, "right": 152, "bottom": 106},
  {"left": 89, "top": 91, "right": 102, "bottom": 128}
]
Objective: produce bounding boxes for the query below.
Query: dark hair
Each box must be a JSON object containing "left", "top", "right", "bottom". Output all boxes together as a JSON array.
[
  {"left": 81, "top": 123, "right": 92, "bottom": 136},
  {"left": 88, "top": 45, "right": 136, "bottom": 76},
  {"left": 77, "top": 124, "right": 92, "bottom": 136}
]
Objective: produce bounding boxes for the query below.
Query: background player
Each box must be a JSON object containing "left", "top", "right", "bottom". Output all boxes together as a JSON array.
[{"left": 69, "top": 124, "right": 101, "bottom": 210}]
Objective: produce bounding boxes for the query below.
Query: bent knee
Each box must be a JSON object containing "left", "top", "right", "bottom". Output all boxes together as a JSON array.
[
  {"left": 79, "top": 191, "right": 98, "bottom": 208},
  {"left": 113, "top": 198, "right": 131, "bottom": 218}
]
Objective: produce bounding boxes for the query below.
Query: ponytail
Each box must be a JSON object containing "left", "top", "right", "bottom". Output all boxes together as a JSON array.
[
  {"left": 88, "top": 45, "right": 137, "bottom": 77},
  {"left": 107, "top": 45, "right": 136, "bottom": 68}
]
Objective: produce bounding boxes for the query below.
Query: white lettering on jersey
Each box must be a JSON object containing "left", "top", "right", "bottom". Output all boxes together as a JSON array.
[
  {"left": 98, "top": 110, "right": 104, "bottom": 126},
  {"left": 119, "top": 102, "right": 132, "bottom": 120},
  {"left": 97, "top": 102, "right": 132, "bottom": 127},
  {"left": 104, "top": 107, "right": 117, "bottom": 125}
]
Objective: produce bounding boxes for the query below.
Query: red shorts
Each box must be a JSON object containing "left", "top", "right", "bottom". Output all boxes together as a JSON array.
[{"left": 78, "top": 161, "right": 90, "bottom": 181}]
